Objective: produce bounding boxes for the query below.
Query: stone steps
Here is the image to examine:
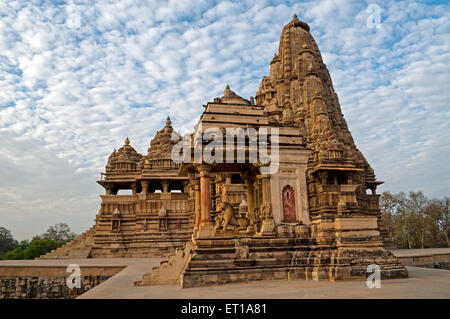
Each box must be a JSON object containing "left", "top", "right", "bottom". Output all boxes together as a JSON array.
[
  {"left": 37, "top": 226, "right": 95, "bottom": 259},
  {"left": 134, "top": 241, "right": 193, "bottom": 286}
]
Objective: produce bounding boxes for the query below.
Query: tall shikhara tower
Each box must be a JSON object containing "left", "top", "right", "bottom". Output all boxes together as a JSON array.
[{"left": 257, "top": 14, "right": 390, "bottom": 238}]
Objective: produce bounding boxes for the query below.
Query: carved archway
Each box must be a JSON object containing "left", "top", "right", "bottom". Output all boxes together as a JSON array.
[{"left": 282, "top": 185, "right": 297, "bottom": 222}]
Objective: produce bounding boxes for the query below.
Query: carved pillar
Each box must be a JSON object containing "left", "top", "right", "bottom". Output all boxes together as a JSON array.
[
  {"left": 162, "top": 180, "right": 169, "bottom": 193},
  {"left": 141, "top": 180, "right": 149, "bottom": 194},
  {"left": 247, "top": 179, "right": 255, "bottom": 216},
  {"left": 131, "top": 182, "right": 138, "bottom": 195},
  {"left": 182, "top": 181, "right": 189, "bottom": 193},
  {"left": 347, "top": 173, "right": 354, "bottom": 185},
  {"left": 198, "top": 165, "right": 212, "bottom": 227},
  {"left": 254, "top": 180, "right": 261, "bottom": 210},
  {"left": 193, "top": 179, "right": 201, "bottom": 231},
  {"left": 260, "top": 174, "right": 272, "bottom": 217},
  {"left": 241, "top": 172, "right": 254, "bottom": 216},
  {"left": 318, "top": 171, "right": 328, "bottom": 185},
  {"left": 105, "top": 185, "right": 114, "bottom": 195},
  {"left": 259, "top": 173, "right": 275, "bottom": 235}
]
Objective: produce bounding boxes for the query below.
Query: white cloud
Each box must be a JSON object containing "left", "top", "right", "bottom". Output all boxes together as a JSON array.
[{"left": 0, "top": 0, "right": 448, "bottom": 240}]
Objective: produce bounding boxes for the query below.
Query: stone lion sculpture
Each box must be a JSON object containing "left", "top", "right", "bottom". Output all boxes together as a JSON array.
[{"left": 214, "top": 202, "right": 249, "bottom": 232}]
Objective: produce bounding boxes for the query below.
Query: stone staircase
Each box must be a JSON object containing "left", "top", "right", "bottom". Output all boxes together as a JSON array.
[
  {"left": 134, "top": 241, "right": 193, "bottom": 286},
  {"left": 37, "top": 226, "right": 95, "bottom": 259}
]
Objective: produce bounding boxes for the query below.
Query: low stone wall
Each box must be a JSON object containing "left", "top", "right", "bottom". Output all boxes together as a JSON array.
[
  {"left": 0, "top": 275, "right": 108, "bottom": 299},
  {"left": 396, "top": 255, "right": 450, "bottom": 270},
  {"left": 0, "top": 265, "right": 124, "bottom": 299},
  {"left": 391, "top": 249, "right": 450, "bottom": 270}
]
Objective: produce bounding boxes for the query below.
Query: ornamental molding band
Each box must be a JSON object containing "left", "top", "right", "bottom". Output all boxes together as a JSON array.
[{"left": 39, "top": 15, "right": 407, "bottom": 287}]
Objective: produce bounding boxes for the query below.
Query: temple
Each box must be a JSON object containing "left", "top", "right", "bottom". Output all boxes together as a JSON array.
[{"left": 39, "top": 15, "right": 407, "bottom": 287}]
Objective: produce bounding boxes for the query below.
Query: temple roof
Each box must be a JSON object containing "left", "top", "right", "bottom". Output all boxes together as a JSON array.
[
  {"left": 218, "top": 84, "right": 250, "bottom": 105},
  {"left": 284, "top": 13, "right": 310, "bottom": 32},
  {"left": 106, "top": 137, "right": 142, "bottom": 172},
  {"left": 147, "top": 116, "right": 181, "bottom": 160}
]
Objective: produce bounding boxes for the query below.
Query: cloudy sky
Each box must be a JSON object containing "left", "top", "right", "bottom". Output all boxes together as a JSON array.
[{"left": 0, "top": 0, "right": 449, "bottom": 241}]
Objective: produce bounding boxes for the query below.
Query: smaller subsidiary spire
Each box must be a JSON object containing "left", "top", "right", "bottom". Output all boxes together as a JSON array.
[
  {"left": 224, "top": 84, "right": 234, "bottom": 97},
  {"left": 271, "top": 52, "right": 278, "bottom": 61},
  {"left": 220, "top": 84, "right": 250, "bottom": 105},
  {"left": 165, "top": 116, "right": 171, "bottom": 126}
]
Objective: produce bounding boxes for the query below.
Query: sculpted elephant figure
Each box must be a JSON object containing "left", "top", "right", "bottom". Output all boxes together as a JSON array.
[{"left": 214, "top": 202, "right": 249, "bottom": 232}]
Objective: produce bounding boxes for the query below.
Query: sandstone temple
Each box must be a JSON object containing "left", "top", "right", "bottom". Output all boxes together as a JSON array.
[{"left": 39, "top": 15, "right": 408, "bottom": 287}]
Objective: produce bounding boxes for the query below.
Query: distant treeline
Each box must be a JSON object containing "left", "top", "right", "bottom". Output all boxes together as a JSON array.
[
  {"left": 380, "top": 191, "right": 449, "bottom": 249},
  {"left": 0, "top": 223, "right": 77, "bottom": 260}
]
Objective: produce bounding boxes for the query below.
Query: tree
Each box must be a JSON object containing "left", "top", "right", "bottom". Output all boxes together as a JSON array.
[
  {"left": 2, "top": 223, "right": 78, "bottom": 260},
  {"left": 0, "top": 227, "right": 18, "bottom": 259},
  {"left": 380, "top": 191, "right": 450, "bottom": 249},
  {"left": 3, "top": 239, "right": 60, "bottom": 260},
  {"left": 23, "top": 239, "right": 59, "bottom": 259},
  {"left": 41, "top": 223, "right": 77, "bottom": 245},
  {"left": 405, "top": 191, "right": 428, "bottom": 248},
  {"left": 3, "top": 246, "right": 26, "bottom": 260}
]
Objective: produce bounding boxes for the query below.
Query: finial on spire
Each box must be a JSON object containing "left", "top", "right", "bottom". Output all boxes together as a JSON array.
[
  {"left": 223, "top": 84, "right": 235, "bottom": 97},
  {"left": 288, "top": 13, "right": 310, "bottom": 31},
  {"left": 124, "top": 137, "right": 130, "bottom": 145},
  {"left": 165, "top": 116, "right": 171, "bottom": 126}
]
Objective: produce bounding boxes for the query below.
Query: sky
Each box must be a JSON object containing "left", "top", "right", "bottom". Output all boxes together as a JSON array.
[{"left": 0, "top": 0, "right": 449, "bottom": 241}]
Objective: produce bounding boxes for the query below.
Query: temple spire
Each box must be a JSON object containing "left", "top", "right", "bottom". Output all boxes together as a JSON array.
[{"left": 165, "top": 116, "right": 171, "bottom": 126}]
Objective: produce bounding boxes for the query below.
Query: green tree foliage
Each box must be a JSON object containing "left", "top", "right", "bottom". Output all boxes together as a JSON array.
[
  {"left": 23, "top": 239, "right": 59, "bottom": 259},
  {"left": 3, "top": 247, "right": 25, "bottom": 260},
  {"left": 2, "top": 223, "right": 78, "bottom": 260},
  {"left": 0, "top": 227, "right": 18, "bottom": 259},
  {"left": 380, "top": 191, "right": 450, "bottom": 249},
  {"left": 41, "top": 223, "right": 77, "bottom": 244},
  {"left": 2, "top": 240, "right": 30, "bottom": 260}
]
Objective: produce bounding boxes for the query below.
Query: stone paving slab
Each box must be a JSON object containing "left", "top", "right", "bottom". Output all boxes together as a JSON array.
[
  {"left": 78, "top": 266, "right": 450, "bottom": 299},
  {"left": 76, "top": 258, "right": 163, "bottom": 298}
]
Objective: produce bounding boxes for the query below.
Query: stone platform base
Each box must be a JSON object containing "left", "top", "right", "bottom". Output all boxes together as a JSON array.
[
  {"left": 89, "top": 245, "right": 181, "bottom": 258},
  {"left": 135, "top": 234, "right": 408, "bottom": 288}
]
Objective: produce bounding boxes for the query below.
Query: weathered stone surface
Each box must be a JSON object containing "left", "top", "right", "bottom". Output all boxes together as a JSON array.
[{"left": 0, "top": 275, "right": 110, "bottom": 299}]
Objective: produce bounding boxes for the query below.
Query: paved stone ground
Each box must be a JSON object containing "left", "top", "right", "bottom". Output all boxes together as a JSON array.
[
  {"left": 1, "top": 250, "right": 449, "bottom": 299},
  {"left": 77, "top": 266, "right": 449, "bottom": 299}
]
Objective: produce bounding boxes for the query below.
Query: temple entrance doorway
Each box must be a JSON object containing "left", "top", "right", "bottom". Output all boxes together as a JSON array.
[{"left": 282, "top": 185, "right": 296, "bottom": 222}]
